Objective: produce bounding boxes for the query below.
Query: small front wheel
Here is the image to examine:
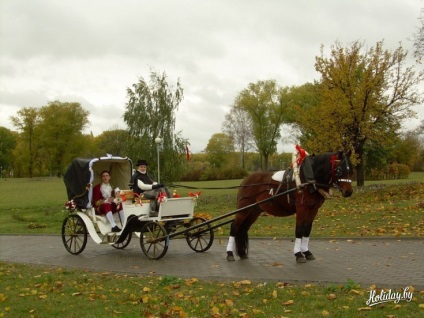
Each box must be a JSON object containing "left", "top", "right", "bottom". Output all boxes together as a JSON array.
[
  {"left": 140, "top": 222, "right": 168, "bottom": 260},
  {"left": 185, "top": 217, "right": 214, "bottom": 252},
  {"left": 62, "top": 214, "right": 88, "bottom": 255},
  {"left": 112, "top": 233, "right": 132, "bottom": 249}
]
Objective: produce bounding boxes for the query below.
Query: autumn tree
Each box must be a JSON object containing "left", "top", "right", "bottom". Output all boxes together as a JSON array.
[
  {"left": 222, "top": 105, "right": 253, "bottom": 168},
  {"left": 10, "top": 108, "right": 41, "bottom": 177},
  {"left": 286, "top": 82, "right": 322, "bottom": 145},
  {"left": 413, "top": 8, "right": 424, "bottom": 62},
  {"left": 204, "top": 133, "right": 235, "bottom": 168},
  {"left": 95, "top": 128, "right": 129, "bottom": 157},
  {"left": 124, "top": 70, "right": 188, "bottom": 182},
  {"left": 304, "top": 41, "right": 423, "bottom": 186},
  {"left": 234, "top": 80, "right": 290, "bottom": 171},
  {"left": 38, "top": 101, "right": 90, "bottom": 176},
  {"left": 0, "top": 127, "right": 17, "bottom": 177}
]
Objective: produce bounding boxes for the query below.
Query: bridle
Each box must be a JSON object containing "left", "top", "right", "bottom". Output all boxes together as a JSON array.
[{"left": 330, "top": 154, "right": 352, "bottom": 191}]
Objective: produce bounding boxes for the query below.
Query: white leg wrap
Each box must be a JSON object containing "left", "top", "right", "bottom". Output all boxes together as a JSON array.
[
  {"left": 119, "top": 210, "right": 126, "bottom": 227},
  {"left": 300, "top": 237, "right": 309, "bottom": 253},
  {"left": 293, "top": 238, "right": 302, "bottom": 254},
  {"left": 226, "top": 236, "right": 235, "bottom": 252},
  {"left": 106, "top": 212, "right": 117, "bottom": 227}
]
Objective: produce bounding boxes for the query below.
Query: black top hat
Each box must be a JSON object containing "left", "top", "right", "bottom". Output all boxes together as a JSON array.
[{"left": 135, "top": 159, "right": 148, "bottom": 166}]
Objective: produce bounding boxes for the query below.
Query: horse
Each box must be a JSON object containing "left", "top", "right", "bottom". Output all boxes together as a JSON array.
[{"left": 226, "top": 150, "right": 354, "bottom": 263}]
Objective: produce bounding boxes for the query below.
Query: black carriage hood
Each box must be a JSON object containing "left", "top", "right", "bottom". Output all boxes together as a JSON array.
[
  {"left": 63, "top": 156, "right": 133, "bottom": 209},
  {"left": 63, "top": 158, "right": 93, "bottom": 209}
]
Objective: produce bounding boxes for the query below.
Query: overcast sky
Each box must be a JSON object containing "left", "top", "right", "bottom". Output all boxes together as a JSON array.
[{"left": 1, "top": 0, "right": 423, "bottom": 153}]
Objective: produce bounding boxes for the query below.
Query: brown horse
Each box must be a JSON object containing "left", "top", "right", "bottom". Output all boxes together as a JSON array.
[{"left": 226, "top": 151, "right": 354, "bottom": 263}]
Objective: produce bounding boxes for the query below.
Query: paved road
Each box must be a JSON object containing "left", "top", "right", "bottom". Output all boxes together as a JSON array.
[{"left": 0, "top": 235, "right": 423, "bottom": 289}]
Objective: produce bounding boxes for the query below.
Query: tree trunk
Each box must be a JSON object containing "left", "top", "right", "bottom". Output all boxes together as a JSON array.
[
  {"left": 356, "top": 147, "right": 365, "bottom": 186},
  {"left": 263, "top": 154, "right": 269, "bottom": 171}
]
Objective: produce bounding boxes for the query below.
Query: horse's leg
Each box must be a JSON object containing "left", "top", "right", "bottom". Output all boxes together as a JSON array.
[
  {"left": 294, "top": 222, "right": 307, "bottom": 263},
  {"left": 226, "top": 208, "right": 261, "bottom": 261},
  {"left": 294, "top": 205, "right": 319, "bottom": 263},
  {"left": 300, "top": 223, "right": 316, "bottom": 261},
  {"left": 226, "top": 222, "right": 236, "bottom": 261},
  {"left": 237, "top": 209, "right": 261, "bottom": 259},
  {"left": 293, "top": 197, "right": 322, "bottom": 263}
]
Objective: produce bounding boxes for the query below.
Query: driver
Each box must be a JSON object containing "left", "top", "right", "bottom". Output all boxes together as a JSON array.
[{"left": 130, "top": 159, "right": 172, "bottom": 215}]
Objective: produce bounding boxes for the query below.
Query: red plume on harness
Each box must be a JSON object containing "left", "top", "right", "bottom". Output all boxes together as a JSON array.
[{"left": 295, "top": 144, "right": 308, "bottom": 166}]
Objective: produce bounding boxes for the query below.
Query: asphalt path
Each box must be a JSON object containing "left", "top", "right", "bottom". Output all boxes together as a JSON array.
[{"left": 1, "top": 235, "right": 423, "bottom": 290}]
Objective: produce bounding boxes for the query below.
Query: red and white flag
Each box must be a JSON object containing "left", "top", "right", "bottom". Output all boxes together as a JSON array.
[{"left": 185, "top": 145, "right": 190, "bottom": 160}]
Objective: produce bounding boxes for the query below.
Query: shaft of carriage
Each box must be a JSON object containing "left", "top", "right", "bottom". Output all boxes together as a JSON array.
[{"left": 152, "top": 186, "right": 299, "bottom": 243}]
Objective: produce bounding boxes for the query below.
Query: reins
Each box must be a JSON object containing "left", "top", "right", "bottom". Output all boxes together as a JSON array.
[{"left": 169, "top": 182, "right": 272, "bottom": 191}]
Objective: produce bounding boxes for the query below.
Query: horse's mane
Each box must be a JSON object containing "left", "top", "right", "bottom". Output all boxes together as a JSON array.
[{"left": 309, "top": 152, "right": 335, "bottom": 184}]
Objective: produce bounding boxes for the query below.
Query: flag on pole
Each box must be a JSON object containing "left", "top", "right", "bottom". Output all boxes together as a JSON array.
[{"left": 185, "top": 145, "right": 190, "bottom": 160}]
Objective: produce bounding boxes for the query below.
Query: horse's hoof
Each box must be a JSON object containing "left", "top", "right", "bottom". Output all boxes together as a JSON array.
[
  {"left": 303, "top": 251, "right": 315, "bottom": 260},
  {"left": 295, "top": 252, "right": 306, "bottom": 263},
  {"left": 226, "top": 251, "right": 235, "bottom": 262},
  {"left": 296, "top": 256, "right": 306, "bottom": 263},
  {"left": 240, "top": 254, "right": 249, "bottom": 260}
]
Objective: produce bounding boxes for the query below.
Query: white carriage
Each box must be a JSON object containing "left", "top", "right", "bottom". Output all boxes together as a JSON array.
[{"left": 62, "top": 156, "right": 214, "bottom": 259}]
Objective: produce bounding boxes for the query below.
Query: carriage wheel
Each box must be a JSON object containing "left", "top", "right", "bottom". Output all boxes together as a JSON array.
[
  {"left": 140, "top": 222, "right": 168, "bottom": 260},
  {"left": 61, "top": 214, "right": 88, "bottom": 255},
  {"left": 185, "top": 217, "right": 214, "bottom": 253},
  {"left": 112, "top": 233, "right": 132, "bottom": 249}
]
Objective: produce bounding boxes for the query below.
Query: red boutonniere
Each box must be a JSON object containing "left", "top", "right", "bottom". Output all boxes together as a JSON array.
[
  {"left": 65, "top": 200, "right": 76, "bottom": 211},
  {"left": 157, "top": 192, "right": 168, "bottom": 203}
]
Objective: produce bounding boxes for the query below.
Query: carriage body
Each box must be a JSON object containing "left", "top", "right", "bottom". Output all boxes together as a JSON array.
[{"left": 62, "top": 156, "right": 213, "bottom": 259}]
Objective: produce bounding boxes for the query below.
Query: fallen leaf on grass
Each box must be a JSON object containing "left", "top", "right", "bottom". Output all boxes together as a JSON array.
[
  {"left": 238, "top": 280, "right": 252, "bottom": 285},
  {"left": 349, "top": 289, "right": 364, "bottom": 296},
  {"left": 276, "top": 282, "right": 288, "bottom": 288},
  {"left": 357, "top": 307, "right": 372, "bottom": 311},
  {"left": 282, "top": 300, "right": 294, "bottom": 306}
]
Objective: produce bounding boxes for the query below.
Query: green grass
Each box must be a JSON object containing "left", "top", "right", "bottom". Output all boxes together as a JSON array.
[
  {"left": 0, "top": 173, "right": 423, "bottom": 237},
  {"left": 1, "top": 262, "right": 423, "bottom": 318},
  {"left": 1, "top": 174, "right": 424, "bottom": 317}
]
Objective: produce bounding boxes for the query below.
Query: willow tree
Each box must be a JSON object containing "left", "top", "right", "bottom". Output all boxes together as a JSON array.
[
  {"left": 233, "top": 80, "right": 290, "bottom": 171},
  {"left": 303, "top": 41, "right": 423, "bottom": 186},
  {"left": 124, "top": 70, "right": 187, "bottom": 182}
]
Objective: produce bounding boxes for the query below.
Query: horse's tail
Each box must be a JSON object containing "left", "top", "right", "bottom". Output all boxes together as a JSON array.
[
  {"left": 234, "top": 220, "right": 249, "bottom": 258},
  {"left": 233, "top": 210, "right": 261, "bottom": 258}
]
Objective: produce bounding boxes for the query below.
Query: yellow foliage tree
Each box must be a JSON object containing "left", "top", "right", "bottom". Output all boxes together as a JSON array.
[{"left": 301, "top": 41, "right": 423, "bottom": 186}]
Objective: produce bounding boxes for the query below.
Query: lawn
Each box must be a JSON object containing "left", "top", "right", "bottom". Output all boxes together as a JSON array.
[
  {"left": 1, "top": 174, "right": 423, "bottom": 317},
  {"left": 0, "top": 173, "right": 423, "bottom": 237},
  {"left": 1, "top": 262, "right": 423, "bottom": 318}
]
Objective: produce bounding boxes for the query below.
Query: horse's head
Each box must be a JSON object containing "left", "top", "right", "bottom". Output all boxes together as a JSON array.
[{"left": 329, "top": 151, "right": 353, "bottom": 197}]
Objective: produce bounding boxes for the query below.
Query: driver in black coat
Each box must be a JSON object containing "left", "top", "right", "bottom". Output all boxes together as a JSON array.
[{"left": 130, "top": 159, "right": 172, "bottom": 215}]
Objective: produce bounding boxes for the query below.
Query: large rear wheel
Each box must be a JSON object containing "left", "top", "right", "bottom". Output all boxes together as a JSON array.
[
  {"left": 140, "top": 222, "right": 168, "bottom": 260},
  {"left": 61, "top": 214, "right": 88, "bottom": 255},
  {"left": 185, "top": 217, "right": 214, "bottom": 252}
]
